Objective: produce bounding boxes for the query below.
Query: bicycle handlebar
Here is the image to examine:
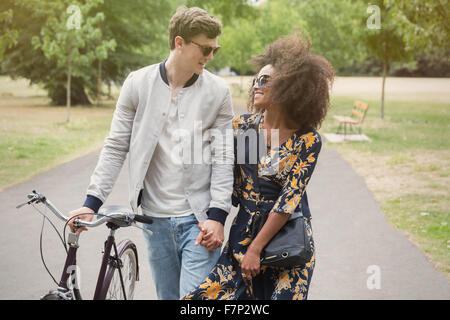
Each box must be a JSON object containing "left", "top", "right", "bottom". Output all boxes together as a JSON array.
[
  {"left": 132, "top": 214, "right": 154, "bottom": 225},
  {"left": 18, "top": 190, "right": 153, "bottom": 229}
]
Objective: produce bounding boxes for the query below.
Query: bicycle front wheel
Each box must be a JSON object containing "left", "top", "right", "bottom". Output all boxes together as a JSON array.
[{"left": 102, "top": 240, "right": 139, "bottom": 300}]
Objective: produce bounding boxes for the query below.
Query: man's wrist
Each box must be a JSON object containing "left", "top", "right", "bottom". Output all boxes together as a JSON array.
[
  {"left": 83, "top": 195, "right": 103, "bottom": 213},
  {"left": 206, "top": 207, "right": 228, "bottom": 225}
]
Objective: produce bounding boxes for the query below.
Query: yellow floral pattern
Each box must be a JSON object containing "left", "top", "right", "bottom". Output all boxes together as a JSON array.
[{"left": 182, "top": 113, "right": 321, "bottom": 300}]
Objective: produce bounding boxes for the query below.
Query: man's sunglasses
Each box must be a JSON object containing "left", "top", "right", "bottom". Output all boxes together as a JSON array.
[
  {"left": 190, "top": 40, "right": 221, "bottom": 56},
  {"left": 252, "top": 74, "right": 271, "bottom": 89}
]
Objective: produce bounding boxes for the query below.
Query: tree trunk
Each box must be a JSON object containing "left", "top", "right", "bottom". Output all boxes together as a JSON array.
[
  {"left": 47, "top": 78, "right": 91, "bottom": 106},
  {"left": 97, "top": 59, "right": 102, "bottom": 107},
  {"left": 380, "top": 61, "right": 388, "bottom": 119},
  {"left": 107, "top": 82, "right": 112, "bottom": 99},
  {"left": 67, "top": 50, "right": 72, "bottom": 122}
]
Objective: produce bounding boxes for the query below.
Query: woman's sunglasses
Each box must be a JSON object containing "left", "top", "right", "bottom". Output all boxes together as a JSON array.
[
  {"left": 190, "top": 40, "right": 221, "bottom": 56},
  {"left": 252, "top": 74, "right": 271, "bottom": 89}
]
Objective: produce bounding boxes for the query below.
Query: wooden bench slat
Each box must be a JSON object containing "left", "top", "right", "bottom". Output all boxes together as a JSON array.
[
  {"left": 352, "top": 109, "right": 365, "bottom": 119},
  {"left": 333, "top": 115, "right": 359, "bottom": 124},
  {"left": 334, "top": 100, "right": 369, "bottom": 135},
  {"left": 355, "top": 101, "right": 369, "bottom": 110}
]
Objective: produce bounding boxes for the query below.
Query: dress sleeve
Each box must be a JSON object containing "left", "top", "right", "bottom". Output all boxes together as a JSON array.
[
  {"left": 271, "top": 131, "right": 322, "bottom": 215},
  {"left": 232, "top": 166, "right": 242, "bottom": 207}
]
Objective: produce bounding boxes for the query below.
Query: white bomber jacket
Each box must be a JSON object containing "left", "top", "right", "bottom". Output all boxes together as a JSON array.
[{"left": 84, "top": 61, "right": 234, "bottom": 223}]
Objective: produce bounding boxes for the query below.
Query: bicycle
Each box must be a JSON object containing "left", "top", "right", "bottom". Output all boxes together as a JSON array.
[{"left": 16, "top": 190, "right": 153, "bottom": 300}]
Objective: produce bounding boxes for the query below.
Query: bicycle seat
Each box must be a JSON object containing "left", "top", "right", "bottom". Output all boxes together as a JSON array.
[{"left": 98, "top": 205, "right": 134, "bottom": 227}]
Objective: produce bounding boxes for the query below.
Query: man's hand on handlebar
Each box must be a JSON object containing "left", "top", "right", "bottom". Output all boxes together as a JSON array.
[{"left": 68, "top": 207, "right": 95, "bottom": 234}]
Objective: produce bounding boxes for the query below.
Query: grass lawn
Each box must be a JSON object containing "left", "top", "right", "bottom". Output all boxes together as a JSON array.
[
  {"left": 0, "top": 77, "right": 115, "bottom": 191},
  {"left": 320, "top": 95, "right": 449, "bottom": 276}
]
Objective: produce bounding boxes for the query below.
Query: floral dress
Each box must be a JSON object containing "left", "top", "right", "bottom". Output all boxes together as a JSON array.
[{"left": 183, "top": 113, "right": 322, "bottom": 300}]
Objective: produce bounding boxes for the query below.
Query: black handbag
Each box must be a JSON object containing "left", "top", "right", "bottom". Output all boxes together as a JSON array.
[{"left": 248, "top": 113, "right": 313, "bottom": 268}]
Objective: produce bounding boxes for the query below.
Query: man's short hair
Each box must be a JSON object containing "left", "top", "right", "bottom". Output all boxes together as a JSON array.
[{"left": 169, "top": 6, "right": 222, "bottom": 50}]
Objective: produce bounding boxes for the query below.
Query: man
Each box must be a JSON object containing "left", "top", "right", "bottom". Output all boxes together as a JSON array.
[{"left": 68, "top": 6, "right": 234, "bottom": 299}]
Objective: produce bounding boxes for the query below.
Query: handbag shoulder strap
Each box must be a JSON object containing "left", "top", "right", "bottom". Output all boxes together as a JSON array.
[
  {"left": 251, "top": 113, "right": 263, "bottom": 201},
  {"left": 250, "top": 113, "right": 305, "bottom": 217}
]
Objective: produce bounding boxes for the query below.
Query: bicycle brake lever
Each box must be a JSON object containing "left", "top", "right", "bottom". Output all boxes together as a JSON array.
[
  {"left": 16, "top": 201, "right": 30, "bottom": 209},
  {"left": 16, "top": 192, "right": 43, "bottom": 209}
]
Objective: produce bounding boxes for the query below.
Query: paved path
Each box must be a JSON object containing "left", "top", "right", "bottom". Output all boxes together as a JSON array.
[{"left": 1, "top": 145, "right": 449, "bottom": 300}]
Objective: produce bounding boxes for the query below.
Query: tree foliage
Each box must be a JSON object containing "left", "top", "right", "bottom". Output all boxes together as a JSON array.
[
  {"left": 0, "top": 0, "right": 173, "bottom": 105},
  {"left": 32, "top": 1, "right": 115, "bottom": 81},
  {"left": 386, "top": 0, "right": 449, "bottom": 50},
  {"left": 31, "top": 0, "right": 116, "bottom": 120},
  {"left": 293, "top": 0, "right": 367, "bottom": 71},
  {"left": 1, "top": 0, "right": 448, "bottom": 107},
  {"left": 207, "top": 0, "right": 368, "bottom": 75},
  {"left": 0, "top": 9, "right": 18, "bottom": 60},
  {"left": 186, "top": 0, "right": 255, "bottom": 25}
]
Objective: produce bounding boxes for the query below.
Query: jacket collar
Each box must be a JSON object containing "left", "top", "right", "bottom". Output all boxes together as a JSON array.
[{"left": 159, "top": 59, "right": 199, "bottom": 88}]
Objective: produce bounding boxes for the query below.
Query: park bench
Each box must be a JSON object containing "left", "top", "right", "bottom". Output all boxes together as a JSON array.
[{"left": 333, "top": 101, "right": 369, "bottom": 136}]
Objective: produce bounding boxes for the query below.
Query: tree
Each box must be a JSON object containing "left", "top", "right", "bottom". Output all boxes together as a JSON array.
[
  {"left": 361, "top": 0, "right": 412, "bottom": 119},
  {"left": 1, "top": 0, "right": 88, "bottom": 104},
  {"left": 32, "top": 0, "right": 116, "bottom": 121},
  {"left": 212, "top": 16, "right": 261, "bottom": 94},
  {"left": 0, "top": 9, "right": 18, "bottom": 61},
  {"left": 204, "top": 0, "right": 369, "bottom": 75},
  {"left": 206, "top": 0, "right": 304, "bottom": 74},
  {"left": 0, "top": 0, "right": 173, "bottom": 105},
  {"left": 293, "top": 0, "right": 368, "bottom": 71},
  {"left": 92, "top": 0, "right": 174, "bottom": 90},
  {"left": 386, "top": 0, "right": 449, "bottom": 50}
]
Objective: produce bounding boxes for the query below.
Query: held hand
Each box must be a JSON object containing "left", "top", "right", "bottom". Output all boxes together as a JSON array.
[
  {"left": 241, "top": 247, "right": 261, "bottom": 283},
  {"left": 67, "top": 207, "right": 95, "bottom": 234},
  {"left": 195, "top": 220, "right": 224, "bottom": 251},
  {"left": 195, "top": 223, "right": 211, "bottom": 247}
]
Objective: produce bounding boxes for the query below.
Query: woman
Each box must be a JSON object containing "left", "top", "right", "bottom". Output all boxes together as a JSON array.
[{"left": 183, "top": 33, "right": 334, "bottom": 300}]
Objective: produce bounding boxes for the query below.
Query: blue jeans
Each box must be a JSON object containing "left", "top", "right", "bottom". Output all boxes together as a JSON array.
[{"left": 142, "top": 214, "right": 220, "bottom": 299}]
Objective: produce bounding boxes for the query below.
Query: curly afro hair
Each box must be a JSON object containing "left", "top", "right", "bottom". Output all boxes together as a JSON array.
[{"left": 248, "top": 33, "right": 335, "bottom": 131}]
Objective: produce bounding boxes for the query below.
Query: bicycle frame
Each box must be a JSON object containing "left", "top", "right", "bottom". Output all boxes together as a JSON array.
[
  {"left": 58, "top": 232, "right": 82, "bottom": 300},
  {"left": 19, "top": 191, "right": 148, "bottom": 300},
  {"left": 56, "top": 223, "right": 136, "bottom": 300}
]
